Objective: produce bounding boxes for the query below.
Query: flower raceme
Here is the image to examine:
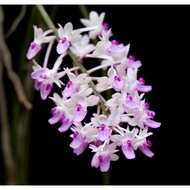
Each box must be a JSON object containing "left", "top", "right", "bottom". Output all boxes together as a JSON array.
[{"left": 26, "top": 10, "right": 161, "bottom": 172}]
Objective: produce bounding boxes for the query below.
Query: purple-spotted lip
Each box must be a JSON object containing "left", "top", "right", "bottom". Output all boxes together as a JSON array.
[
  {"left": 61, "top": 37, "right": 67, "bottom": 44},
  {"left": 66, "top": 81, "right": 72, "bottom": 88},
  {"left": 111, "top": 40, "right": 119, "bottom": 45},
  {"left": 74, "top": 131, "right": 79, "bottom": 138},
  {"left": 127, "top": 140, "right": 132, "bottom": 147},
  {"left": 30, "top": 42, "right": 36, "bottom": 49},
  {"left": 114, "top": 75, "right": 121, "bottom": 81},
  {"left": 128, "top": 55, "right": 135, "bottom": 61},
  {"left": 46, "top": 83, "right": 52, "bottom": 91},
  {"left": 76, "top": 104, "right": 82, "bottom": 112},
  {"left": 100, "top": 124, "right": 106, "bottom": 131},
  {"left": 138, "top": 77, "right": 145, "bottom": 84},
  {"left": 98, "top": 155, "right": 103, "bottom": 163},
  {"left": 51, "top": 107, "right": 56, "bottom": 115}
]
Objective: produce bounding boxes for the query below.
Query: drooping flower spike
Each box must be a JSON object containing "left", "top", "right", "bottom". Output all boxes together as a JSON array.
[{"left": 27, "top": 9, "right": 161, "bottom": 172}]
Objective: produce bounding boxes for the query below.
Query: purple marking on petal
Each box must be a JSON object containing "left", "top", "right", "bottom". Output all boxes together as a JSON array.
[
  {"left": 76, "top": 104, "right": 82, "bottom": 112},
  {"left": 61, "top": 37, "right": 67, "bottom": 43},
  {"left": 128, "top": 55, "right": 135, "bottom": 61},
  {"left": 138, "top": 77, "right": 145, "bottom": 84},
  {"left": 111, "top": 40, "right": 119, "bottom": 45},
  {"left": 126, "top": 94, "right": 132, "bottom": 101},
  {"left": 98, "top": 155, "right": 103, "bottom": 163},
  {"left": 46, "top": 84, "right": 52, "bottom": 91},
  {"left": 60, "top": 114, "right": 65, "bottom": 123},
  {"left": 26, "top": 43, "right": 41, "bottom": 60},
  {"left": 51, "top": 107, "right": 56, "bottom": 115},
  {"left": 114, "top": 76, "right": 121, "bottom": 81},
  {"left": 31, "top": 42, "right": 36, "bottom": 49},
  {"left": 100, "top": 124, "right": 105, "bottom": 131},
  {"left": 119, "top": 122, "right": 124, "bottom": 126},
  {"left": 103, "top": 22, "right": 109, "bottom": 30},
  {"left": 74, "top": 131, "right": 79, "bottom": 138},
  {"left": 66, "top": 81, "right": 72, "bottom": 88},
  {"left": 40, "top": 74, "right": 47, "bottom": 79},
  {"left": 146, "top": 140, "right": 152, "bottom": 147},
  {"left": 145, "top": 102, "right": 150, "bottom": 109},
  {"left": 127, "top": 140, "right": 132, "bottom": 147},
  {"left": 147, "top": 111, "right": 155, "bottom": 118}
]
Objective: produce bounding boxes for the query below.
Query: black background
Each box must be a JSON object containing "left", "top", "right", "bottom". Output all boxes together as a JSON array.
[{"left": 1, "top": 4, "right": 190, "bottom": 185}]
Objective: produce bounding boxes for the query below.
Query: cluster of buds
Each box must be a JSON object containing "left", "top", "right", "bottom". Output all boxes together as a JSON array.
[{"left": 26, "top": 11, "right": 161, "bottom": 172}]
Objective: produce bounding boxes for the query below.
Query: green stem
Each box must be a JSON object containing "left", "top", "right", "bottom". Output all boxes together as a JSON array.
[
  {"left": 36, "top": 5, "right": 56, "bottom": 30},
  {"left": 79, "top": 5, "right": 89, "bottom": 19}
]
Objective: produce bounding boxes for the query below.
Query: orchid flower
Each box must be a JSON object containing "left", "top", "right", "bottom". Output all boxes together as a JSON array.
[{"left": 26, "top": 26, "right": 55, "bottom": 60}]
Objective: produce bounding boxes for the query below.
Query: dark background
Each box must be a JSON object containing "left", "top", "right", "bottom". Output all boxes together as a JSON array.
[{"left": 1, "top": 4, "right": 190, "bottom": 185}]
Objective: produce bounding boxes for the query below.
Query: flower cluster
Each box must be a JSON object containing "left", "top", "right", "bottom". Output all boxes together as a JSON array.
[{"left": 26, "top": 11, "right": 161, "bottom": 172}]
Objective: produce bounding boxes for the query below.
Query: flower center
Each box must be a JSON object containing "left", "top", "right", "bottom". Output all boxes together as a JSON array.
[
  {"left": 128, "top": 55, "right": 135, "bottom": 61},
  {"left": 61, "top": 37, "right": 67, "bottom": 44},
  {"left": 100, "top": 124, "right": 105, "bottom": 131},
  {"left": 114, "top": 75, "right": 121, "bottom": 82},
  {"left": 40, "top": 74, "right": 47, "bottom": 79},
  {"left": 126, "top": 94, "right": 133, "bottom": 101},
  {"left": 138, "top": 77, "right": 145, "bottom": 84},
  {"left": 111, "top": 40, "right": 119, "bottom": 45},
  {"left": 74, "top": 131, "right": 79, "bottom": 138},
  {"left": 66, "top": 81, "right": 72, "bottom": 88},
  {"left": 127, "top": 140, "right": 132, "bottom": 147},
  {"left": 144, "top": 102, "right": 150, "bottom": 109},
  {"left": 76, "top": 104, "right": 82, "bottom": 112},
  {"left": 98, "top": 155, "right": 103, "bottom": 163},
  {"left": 31, "top": 42, "right": 36, "bottom": 49},
  {"left": 51, "top": 107, "right": 56, "bottom": 115}
]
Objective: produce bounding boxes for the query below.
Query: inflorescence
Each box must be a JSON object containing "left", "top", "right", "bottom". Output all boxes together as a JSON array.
[{"left": 26, "top": 10, "right": 161, "bottom": 172}]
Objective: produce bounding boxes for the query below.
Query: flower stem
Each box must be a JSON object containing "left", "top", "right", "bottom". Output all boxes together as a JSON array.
[
  {"left": 79, "top": 5, "right": 89, "bottom": 19},
  {"left": 36, "top": 5, "right": 56, "bottom": 30}
]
